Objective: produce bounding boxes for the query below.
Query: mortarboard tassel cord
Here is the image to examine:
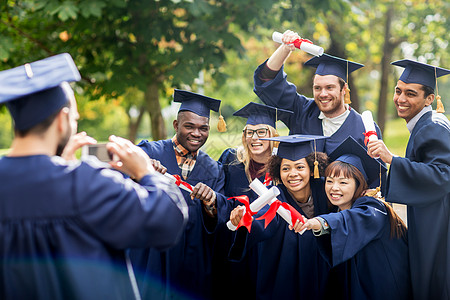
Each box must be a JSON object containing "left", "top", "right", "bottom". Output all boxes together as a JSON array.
[
  {"left": 344, "top": 60, "right": 351, "bottom": 104},
  {"left": 217, "top": 107, "right": 227, "bottom": 132},
  {"left": 435, "top": 67, "right": 445, "bottom": 113},
  {"left": 313, "top": 139, "right": 320, "bottom": 179}
]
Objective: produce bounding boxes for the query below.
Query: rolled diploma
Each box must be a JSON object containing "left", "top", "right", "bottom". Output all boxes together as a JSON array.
[
  {"left": 361, "top": 110, "right": 378, "bottom": 142},
  {"left": 251, "top": 179, "right": 306, "bottom": 234},
  {"left": 272, "top": 31, "right": 324, "bottom": 57},
  {"left": 164, "top": 172, "right": 193, "bottom": 193},
  {"left": 227, "top": 186, "right": 280, "bottom": 231}
]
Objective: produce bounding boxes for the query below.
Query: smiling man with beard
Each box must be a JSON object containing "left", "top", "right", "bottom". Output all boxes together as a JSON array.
[
  {"left": 130, "top": 89, "right": 230, "bottom": 300},
  {"left": 254, "top": 30, "right": 383, "bottom": 156}
]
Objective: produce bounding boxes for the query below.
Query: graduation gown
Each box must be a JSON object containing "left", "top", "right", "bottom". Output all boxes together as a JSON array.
[
  {"left": 130, "top": 139, "right": 228, "bottom": 300},
  {"left": 213, "top": 148, "right": 267, "bottom": 300},
  {"left": 386, "top": 111, "right": 450, "bottom": 300},
  {"left": 253, "top": 61, "right": 383, "bottom": 154},
  {"left": 317, "top": 196, "right": 412, "bottom": 300},
  {"left": 0, "top": 155, "right": 186, "bottom": 300},
  {"left": 229, "top": 181, "right": 331, "bottom": 300}
]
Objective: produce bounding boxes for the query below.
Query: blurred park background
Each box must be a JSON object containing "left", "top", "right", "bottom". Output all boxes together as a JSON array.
[{"left": 0, "top": 0, "right": 449, "bottom": 160}]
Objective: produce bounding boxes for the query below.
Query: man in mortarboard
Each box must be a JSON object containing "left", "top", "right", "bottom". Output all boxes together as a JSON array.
[
  {"left": 130, "top": 89, "right": 230, "bottom": 300},
  {"left": 0, "top": 54, "right": 188, "bottom": 299},
  {"left": 253, "top": 30, "right": 384, "bottom": 157},
  {"left": 367, "top": 60, "right": 450, "bottom": 300}
]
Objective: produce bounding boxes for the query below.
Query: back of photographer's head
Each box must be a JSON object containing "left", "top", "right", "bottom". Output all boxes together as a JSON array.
[{"left": 0, "top": 53, "right": 81, "bottom": 137}]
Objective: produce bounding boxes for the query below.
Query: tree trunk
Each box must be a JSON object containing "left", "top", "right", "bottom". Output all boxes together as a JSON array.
[
  {"left": 145, "top": 82, "right": 166, "bottom": 141},
  {"left": 377, "top": 6, "right": 395, "bottom": 134},
  {"left": 127, "top": 104, "right": 146, "bottom": 143}
]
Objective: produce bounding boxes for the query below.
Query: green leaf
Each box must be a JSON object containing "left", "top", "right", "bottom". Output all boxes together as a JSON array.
[
  {"left": 56, "top": 1, "right": 79, "bottom": 21},
  {"left": 80, "top": 0, "right": 107, "bottom": 18}
]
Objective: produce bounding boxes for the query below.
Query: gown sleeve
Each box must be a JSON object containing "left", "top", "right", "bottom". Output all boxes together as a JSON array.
[
  {"left": 76, "top": 165, "right": 188, "bottom": 251},
  {"left": 387, "top": 122, "right": 450, "bottom": 206},
  {"left": 318, "top": 197, "right": 388, "bottom": 267}
]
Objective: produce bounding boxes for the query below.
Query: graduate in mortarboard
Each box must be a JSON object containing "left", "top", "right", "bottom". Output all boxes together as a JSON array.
[
  {"left": 129, "top": 89, "right": 231, "bottom": 300},
  {"left": 253, "top": 30, "right": 384, "bottom": 156},
  {"left": 228, "top": 134, "right": 334, "bottom": 300},
  {"left": 0, "top": 54, "right": 188, "bottom": 299},
  {"left": 292, "top": 136, "right": 411, "bottom": 300},
  {"left": 213, "top": 102, "right": 292, "bottom": 299},
  {"left": 366, "top": 60, "right": 450, "bottom": 300}
]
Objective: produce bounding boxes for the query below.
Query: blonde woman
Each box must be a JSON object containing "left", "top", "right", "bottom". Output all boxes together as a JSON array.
[{"left": 212, "top": 102, "right": 292, "bottom": 299}]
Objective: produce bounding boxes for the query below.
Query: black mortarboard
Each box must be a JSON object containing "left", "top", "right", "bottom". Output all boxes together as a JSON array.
[
  {"left": 233, "top": 102, "right": 293, "bottom": 128},
  {"left": 328, "top": 136, "right": 387, "bottom": 186},
  {"left": 304, "top": 53, "right": 364, "bottom": 81},
  {"left": 262, "top": 134, "right": 329, "bottom": 161},
  {"left": 391, "top": 59, "right": 450, "bottom": 89},
  {"left": 173, "top": 89, "right": 221, "bottom": 118},
  {"left": 0, "top": 53, "right": 81, "bottom": 131},
  {"left": 392, "top": 59, "right": 450, "bottom": 113}
]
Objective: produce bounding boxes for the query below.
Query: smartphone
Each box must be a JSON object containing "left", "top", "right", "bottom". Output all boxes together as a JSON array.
[{"left": 81, "top": 143, "right": 113, "bottom": 163}]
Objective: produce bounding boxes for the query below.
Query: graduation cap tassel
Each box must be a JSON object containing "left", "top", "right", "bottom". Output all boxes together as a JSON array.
[
  {"left": 313, "top": 139, "right": 320, "bottom": 179},
  {"left": 217, "top": 108, "right": 227, "bottom": 132},
  {"left": 435, "top": 67, "right": 445, "bottom": 113},
  {"left": 344, "top": 60, "right": 351, "bottom": 104},
  {"left": 365, "top": 164, "right": 381, "bottom": 198}
]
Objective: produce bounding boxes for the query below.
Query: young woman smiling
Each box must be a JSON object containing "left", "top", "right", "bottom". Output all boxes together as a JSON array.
[
  {"left": 292, "top": 136, "right": 411, "bottom": 300},
  {"left": 228, "top": 135, "right": 334, "bottom": 299}
]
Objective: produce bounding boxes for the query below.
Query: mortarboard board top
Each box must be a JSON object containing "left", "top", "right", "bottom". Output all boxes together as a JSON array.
[
  {"left": 233, "top": 102, "right": 293, "bottom": 128},
  {"left": 391, "top": 59, "right": 450, "bottom": 89},
  {"left": 0, "top": 53, "right": 81, "bottom": 131},
  {"left": 304, "top": 53, "right": 364, "bottom": 81},
  {"left": 173, "top": 89, "right": 221, "bottom": 118},
  {"left": 328, "top": 136, "right": 387, "bottom": 186},
  {"left": 262, "top": 134, "right": 329, "bottom": 161}
]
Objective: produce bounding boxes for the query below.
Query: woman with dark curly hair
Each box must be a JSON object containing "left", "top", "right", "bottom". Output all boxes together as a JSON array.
[{"left": 229, "top": 135, "right": 336, "bottom": 300}]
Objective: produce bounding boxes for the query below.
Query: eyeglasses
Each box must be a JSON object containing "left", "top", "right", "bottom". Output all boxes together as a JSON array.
[{"left": 243, "top": 128, "right": 269, "bottom": 138}]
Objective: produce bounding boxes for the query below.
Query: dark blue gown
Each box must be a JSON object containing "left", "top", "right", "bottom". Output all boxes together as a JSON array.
[
  {"left": 130, "top": 139, "right": 228, "bottom": 300},
  {"left": 0, "top": 155, "right": 186, "bottom": 300},
  {"left": 253, "top": 61, "right": 383, "bottom": 154},
  {"left": 214, "top": 148, "right": 267, "bottom": 300},
  {"left": 229, "top": 181, "right": 332, "bottom": 300},
  {"left": 317, "top": 196, "right": 412, "bottom": 300},
  {"left": 386, "top": 111, "right": 450, "bottom": 300}
]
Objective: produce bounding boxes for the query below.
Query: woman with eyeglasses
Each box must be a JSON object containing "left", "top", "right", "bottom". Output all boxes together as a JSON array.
[{"left": 211, "top": 102, "right": 292, "bottom": 300}]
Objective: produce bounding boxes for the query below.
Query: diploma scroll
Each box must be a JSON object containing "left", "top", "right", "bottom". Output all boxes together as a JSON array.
[
  {"left": 227, "top": 185, "right": 280, "bottom": 231},
  {"left": 272, "top": 31, "right": 324, "bottom": 57},
  {"left": 361, "top": 110, "right": 378, "bottom": 143},
  {"left": 164, "top": 172, "right": 193, "bottom": 193},
  {"left": 251, "top": 179, "right": 307, "bottom": 234}
]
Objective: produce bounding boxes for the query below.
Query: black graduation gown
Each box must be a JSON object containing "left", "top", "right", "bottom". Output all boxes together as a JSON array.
[
  {"left": 130, "top": 139, "right": 228, "bottom": 300},
  {"left": 317, "top": 196, "right": 412, "bottom": 300},
  {"left": 229, "top": 181, "right": 332, "bottom": 300},
  {"left": 214, "top": 148, "right": 267, "bottom": 300},
  {"left": 386, "top": 111, "right": 450, "bottom": 300},
  {"left": 0, "top": 155, "right": 186, "bottom": 300}
]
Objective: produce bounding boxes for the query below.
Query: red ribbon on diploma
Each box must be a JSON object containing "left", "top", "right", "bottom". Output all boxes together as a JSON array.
[
  {"left": 363, "top": 131, "right": 377, "bottom": 146},
  {"left": 288, "top": 38, "right": 313, "bottom": 49},
  {"left": 256, "top": 200, "right": 305, "bottom": 229},
  {"left": 228, "top": 195, "right": 257, "bottom": 232},
  {"left": 172, "top": 174, "right": 194, "bottom": 192},
  {"left": 263, "top": 173, "right": 272, "bottom": 186}
]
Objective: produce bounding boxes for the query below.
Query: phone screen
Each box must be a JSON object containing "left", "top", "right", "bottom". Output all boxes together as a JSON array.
[{"left": 82, "top": 144, "right": 112, "bottom": 163}]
